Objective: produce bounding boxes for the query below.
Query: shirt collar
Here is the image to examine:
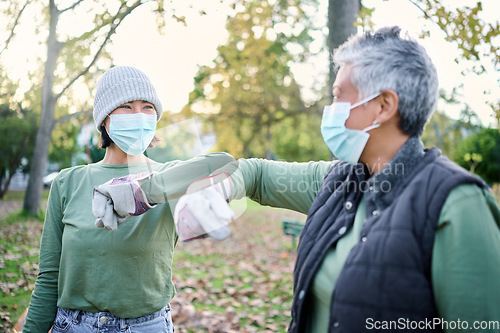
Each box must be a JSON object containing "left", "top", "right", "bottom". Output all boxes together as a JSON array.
[{"left": 366, "top": 136, "right": 425, "bottom": 211}]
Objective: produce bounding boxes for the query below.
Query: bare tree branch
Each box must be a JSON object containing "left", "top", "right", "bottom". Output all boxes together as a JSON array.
[
  {"left": 55, "top": 0, "right": 144, "bottom": 100},
  {"left": 54, "top": 108, "right": 92, "bottom": 125},
  {"left": 0, "top": 0, "right": 30, "bottom": 56},
  {"left": 60, "top": 0, "right": 85, "bottom": 13},
  {"left": 407, "top": 0, "right": 450, "bottom": 38}
]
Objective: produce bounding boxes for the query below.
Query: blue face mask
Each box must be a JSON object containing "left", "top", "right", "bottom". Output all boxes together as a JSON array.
[
  {"left": 107, "top": 113, "right": 157, "bottom": 156},
  {"left": 321, "top": 93, "right": 380, "bottom": 164}
]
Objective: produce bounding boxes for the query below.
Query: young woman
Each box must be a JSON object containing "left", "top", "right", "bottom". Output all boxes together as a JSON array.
[{"left": 23, "top": 66, "right": 234, "bottom": 333}]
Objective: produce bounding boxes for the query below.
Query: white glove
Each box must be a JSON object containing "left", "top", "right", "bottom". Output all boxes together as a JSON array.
[
  {"left": 92, "top": 171, "right": 157, "bottom": 230},
  {"left": 174, "top": 172, "right": 234, "bottom": 241}
]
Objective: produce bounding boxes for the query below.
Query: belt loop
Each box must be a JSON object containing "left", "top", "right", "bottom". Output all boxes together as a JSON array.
[
  {"left": 70, "top": 308, "right": 80, "bottom": 323},
  {"left": 120, "top": 317, "right": 126, "bottom": 331},
  {"left": 71, "top": 310, "right": 80, "bottom": 320}
]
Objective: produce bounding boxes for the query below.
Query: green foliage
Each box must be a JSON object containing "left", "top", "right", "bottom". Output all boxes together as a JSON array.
[
  {"left": 0, "top": 104, "right": 38, "bottom": 198},
  {"left": 422, "top": 89, "right": 483, "bottom": 157},
  {"left": 412, "top": 0, "right": 500, "bottom": 122},
  {"left": 273, "top": 108, "right": 330, "bottom": 162},
  {"left": 452, "top": 128, "right": 500, "bottom": 184},
  {"left": 414, "top": 0, "right": 500, "bottom": 73},
  {"left": 422, "top": 111, "right": 462, "bottom": 156},
  {"left": 49, "top": 119, "right": 81, "bottom": 169},
  {"left": 187, "top": 0, "right": 321, "bottom": 159}
]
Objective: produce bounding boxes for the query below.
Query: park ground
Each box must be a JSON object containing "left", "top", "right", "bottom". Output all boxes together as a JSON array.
[
  {"left": 0, "top": 191, "right": 305, "bottom": 333},
  {"left": 1, "top": 187, "right": 499, "bottom": 333}
]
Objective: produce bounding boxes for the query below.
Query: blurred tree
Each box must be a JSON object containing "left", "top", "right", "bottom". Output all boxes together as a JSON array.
[
  {"left": 409, "top": 0, "right": 500, "bottom": 124},
  {"left": 422, "top": 111, "right": 461, "bottom": 156},
  {"left": 0, "top": 0, "right": 192, "bottom": 214},
  {"left": 327, "top": 0, "right": 360, "bottom": 102},
  {"left": 409, "top": 0, "right": 499, "bottom": 73},
  {"left": 422, "top": 89, "right": 482, "bottom": 156},
  {"left": 452, "top": 128, "right": 500, "bottom": 184},
  {"left": 0, "top": 104, "right": 37, "bottom": 199},
  {"left": 273, "top": 105, "right": 331, "bottom": 161},
  {"left": 186, "top": 0, "right": 319, "bottom": 159},
  {"left": 48, "top": 118, "right": 82, "bottom": 169}
]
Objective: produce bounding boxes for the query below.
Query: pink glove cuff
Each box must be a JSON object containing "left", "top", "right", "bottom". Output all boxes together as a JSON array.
[{"left": 110, "top": 171, "right": 155, "bottom": 216}]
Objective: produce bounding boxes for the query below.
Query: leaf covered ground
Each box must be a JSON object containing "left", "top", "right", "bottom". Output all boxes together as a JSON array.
[{"left": 0, "top": 198, "right": 305, "bottom": 333}]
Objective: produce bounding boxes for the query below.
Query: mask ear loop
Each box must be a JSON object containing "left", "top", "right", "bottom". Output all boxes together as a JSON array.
[
  {"left": 362, "top": 119, "right": 380, "bottom": 133},
  {"left": 350, "top": 92, "right": 381, "bottom": 109}
]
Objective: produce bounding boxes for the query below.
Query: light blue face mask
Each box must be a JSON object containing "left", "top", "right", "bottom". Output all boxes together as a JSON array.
[
  {"left": 321, "top": 93, "right": 380, "bottom": 164},
  {"left": 107, "top": 113, "right": 157, "bottom": 156}
]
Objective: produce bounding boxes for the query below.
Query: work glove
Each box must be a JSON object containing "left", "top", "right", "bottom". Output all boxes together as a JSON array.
[
  {"left": 92, "top": 171, "right": 157, "bottom": 230},
  {"left": 174, "top": 172, "right": 234, "bottom": 241}
]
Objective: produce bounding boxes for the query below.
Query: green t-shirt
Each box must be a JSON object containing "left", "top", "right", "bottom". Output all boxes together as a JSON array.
[
  {"left": 233, "top": 158, "right": 500, "bottom": 333},
  {"left": 23, "top": 153, "right": 234, "bottom": 333}
]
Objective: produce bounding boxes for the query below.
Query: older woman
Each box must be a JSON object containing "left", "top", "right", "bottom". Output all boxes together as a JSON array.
[{"left": 173, "top": 26, "right": 500, "bottom": 332}]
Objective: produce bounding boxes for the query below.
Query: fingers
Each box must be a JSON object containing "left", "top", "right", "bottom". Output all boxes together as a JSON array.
[
  {"left": 103, "top": 197, "right": 118, "bottom": 231},
  {"left": 92, "top": 191, "right": 107, "bottom": 220},
  {"left": 93, "top": 185, "right": 131, "bottom": 230},
  {"left": 174, "top": 185, "right": 235, "bottom": 241},
  {"left": 205, "top": 187, "right": 234, "bottom": 222},
  {"left": 174, "top": 195, "right": 208, "bottom": 241},
  {"left": 207, "top": 225, "right": 231, "bottom": 240},
  {"left": 187, "top": 191, "right": 232, "bottom": 241},
  {"left": 204, "top": 188, "right": 233, "bottom": 240},
  {"left": 95, "top": 218, "right": 105, "bottom": 228},
  {"left": 95, "top": 207, "right": 127, "bottom": 230}
]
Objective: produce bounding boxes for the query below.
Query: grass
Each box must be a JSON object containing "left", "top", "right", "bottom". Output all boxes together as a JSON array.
[
  {"left": 2, "top": 190, "right": 50, "bottom": 202},
  {"left": 0, "top": 221, "right": 42, "bottom": 331},
  {"left": 0, "top": 195, "right": 304, "bottom": 332},
  {"left": 169, "top": 199, "right": 304, "bottom": 332},
  {"left": 4, "top": 186, "right": 497, "bottom": 332},
  {"left": 0, "top": 190, "right": 48, "bottom": 331}
]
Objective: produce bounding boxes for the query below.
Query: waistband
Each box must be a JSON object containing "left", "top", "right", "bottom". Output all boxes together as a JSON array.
[{"left": 61, "top": 304, "right": 171, "bottom": 326}]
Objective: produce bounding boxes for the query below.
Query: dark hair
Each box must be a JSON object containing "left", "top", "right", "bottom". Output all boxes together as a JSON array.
[
  {"left": 99, "top": 125, "right": 113, "bottom": 149},
  {"left": 98, "top": 125, "right": 160, "bottom": 150}
]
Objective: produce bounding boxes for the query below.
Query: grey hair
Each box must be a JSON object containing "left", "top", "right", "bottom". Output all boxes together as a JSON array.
[{"left": 333, "top": 26, "right": 439, "bottom": 137}]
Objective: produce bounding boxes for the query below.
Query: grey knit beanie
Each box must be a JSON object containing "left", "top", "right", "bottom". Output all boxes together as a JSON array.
[{"left": 93, "top": 66, "right": 163, "bottom": 129}]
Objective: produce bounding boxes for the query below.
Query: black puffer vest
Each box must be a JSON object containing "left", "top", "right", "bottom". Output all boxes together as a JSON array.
[{"left": 288, "top": 138, "right": 486, "bottom": 333}]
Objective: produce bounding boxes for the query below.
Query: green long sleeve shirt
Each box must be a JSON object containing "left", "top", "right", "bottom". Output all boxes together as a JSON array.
[
  {"left": 233, "top": 158, "right": 500, "bottom": 332},
  {"left": 23, "top": 153, "right": 234, "bottom": 333}
]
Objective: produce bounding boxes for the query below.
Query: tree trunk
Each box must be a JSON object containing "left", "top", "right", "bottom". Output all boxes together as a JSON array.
[
  {"left": 0, "top": 141, "right": 27, "bottom": 199},
  {"left": 327, "top": 0, "right": 360, "bottom": 102},
  {"left": 23, "top": 0, "right": 61, "bottom": 215},
  {"left": 0, "top": 171, "right": 15, "bottom": 199}
]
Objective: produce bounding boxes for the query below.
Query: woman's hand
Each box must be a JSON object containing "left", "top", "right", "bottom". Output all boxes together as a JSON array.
[
  {"left": 92, "top": 171, "right": 157, "bottom": 230},
  {"left": 174, "top": 173, "right": 233, "bottom": 241}
]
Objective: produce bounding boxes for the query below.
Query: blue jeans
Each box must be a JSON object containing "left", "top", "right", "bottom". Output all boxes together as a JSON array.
[{"left": 51, "top": 305, "right": 174, "bottom": 333}]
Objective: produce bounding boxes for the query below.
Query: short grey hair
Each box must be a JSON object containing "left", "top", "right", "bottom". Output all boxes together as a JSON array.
[{"left": 333, "top": 26, "right": 439, "bottom": 137}]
